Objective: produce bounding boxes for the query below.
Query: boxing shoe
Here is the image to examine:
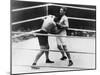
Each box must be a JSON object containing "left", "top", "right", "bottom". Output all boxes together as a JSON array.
[
  {"left": 46, "top": 59, "right": 54, "bottom": 63},
  {"left": 68, "top": 60, "right": 73, "bottom": 66},
  {"left": 60, "top": 56, "right": 67, "bottom": 60}
]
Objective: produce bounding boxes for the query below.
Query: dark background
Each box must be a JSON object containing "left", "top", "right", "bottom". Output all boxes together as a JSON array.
[{"left": 11, "top": 0, "right": 96, "bottom": 36}]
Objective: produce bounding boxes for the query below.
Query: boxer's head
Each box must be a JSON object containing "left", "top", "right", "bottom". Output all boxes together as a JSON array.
[{"left": 60, "top": 7, "right": 67, "bottom": 15}]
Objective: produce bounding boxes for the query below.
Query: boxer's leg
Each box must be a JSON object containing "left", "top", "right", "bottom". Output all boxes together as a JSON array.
[
  {"left": 56, "top": 37, "right": 67, "bottom": 60},
  {"left": 32, "top": 47, "right": 45, "bottom": 65},
  {"left": 63, "top": 45, "right": 73, "bottom": 66}
]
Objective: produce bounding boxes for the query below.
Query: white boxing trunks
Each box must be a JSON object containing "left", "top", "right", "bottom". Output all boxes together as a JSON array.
[{"left": 56, "top": 30, "right": 67, "bottom": 46}]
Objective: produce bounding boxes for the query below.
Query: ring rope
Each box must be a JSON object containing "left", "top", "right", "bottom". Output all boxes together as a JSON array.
[
  {"left": 12, "top": 3, "right": 95, "bottom": 12},
  {"left": 13, "top": 47, "right": 95, "bottom": 54},
  {"left": 68, "top": 17, "right": 96, "bottom": 22},
  {"left": 12, "top": 16, "right": 96, "bottom": 25},
  {"left": 12, "top": 32, "right": 95, "bottom": 39},
  {"left": 12, "top": 28, "right": 96, "bottom": 34},
  {"left": 12, "top": 65, "right": 94, "bottom": 74},
  {"left": 14, "top": 65, "right": 93, "bottom": 70},
  {"left": 12, "top": 4, "right": 52, "bottom": 12},
  {"left": 12, "top": 16, "right": 47, "bottom": 25},
  {"left": 12, "top": 28, "right": 95, "bottom": 39},
  {"left": 52, "top": 4, "right": 96, "bottom": 11},
  {"left": 68, "top": 28, "right": 95, "bottom": 32}
]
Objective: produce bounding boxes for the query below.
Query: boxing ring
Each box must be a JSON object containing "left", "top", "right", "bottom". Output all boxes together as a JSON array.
[{"left": 11, "top": 0, "right": 96, "bottom": 74}]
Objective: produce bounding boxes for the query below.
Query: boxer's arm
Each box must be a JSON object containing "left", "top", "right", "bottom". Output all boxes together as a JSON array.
[
  {"left": 50, "top": 26, "right": 63, "bottom": 34},
  {"left": 57, "top": 16, "right": 69, "bottom": 30},
  {"left": 32, "top": 29, "right": 42, "bottom": 37}
]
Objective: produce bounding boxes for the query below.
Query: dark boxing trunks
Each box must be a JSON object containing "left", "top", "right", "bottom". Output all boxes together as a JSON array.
[{"left": 36, "top": 30, "right": 49, "bottom": 47}]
